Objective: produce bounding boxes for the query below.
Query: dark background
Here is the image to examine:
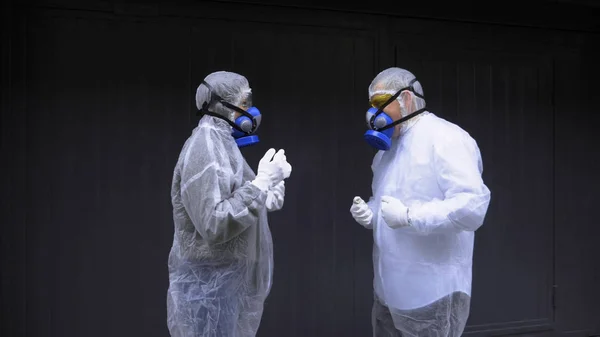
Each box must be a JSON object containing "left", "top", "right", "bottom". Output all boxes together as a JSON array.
[{"left": 1, "top": 0, "right": 599, "bottom": 336}]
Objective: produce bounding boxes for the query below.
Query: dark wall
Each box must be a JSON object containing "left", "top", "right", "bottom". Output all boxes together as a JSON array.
[
  {"left": 554, "top": 34, "right": 600, "bottom": 336},
  {"left": 1, "top": 1, "right": 599, "bottom": 337}
]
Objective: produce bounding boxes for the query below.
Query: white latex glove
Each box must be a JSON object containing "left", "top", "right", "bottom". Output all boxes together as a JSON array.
[
  {"left": 265, "top": 181, "right": 285, "bottom": 212},
  {"left": 350, "top": 196, "right": 373, "bottom": 227},
  {"left": 273, "top": 149, "right": 292, "bottom": 179},
  {"left": 380, "top": 195, "right": 411, "bottom": 229},
  {"left": 252, "top": 148, "right": 285, "bottom": 192}
]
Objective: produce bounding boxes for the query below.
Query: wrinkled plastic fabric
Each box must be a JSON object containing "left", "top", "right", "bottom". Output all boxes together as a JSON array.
[
  {"left": 167, "top": 115, "right": 273, "bottom": 337},
  {"left": 372, "top": 292, "right": 471, "bottom": 337},
  {"left": 366, "top": 112, "right": 491, "bottom": 337},
  {"left": 265, "top": 181, "right": 285, "bottom": 212}
]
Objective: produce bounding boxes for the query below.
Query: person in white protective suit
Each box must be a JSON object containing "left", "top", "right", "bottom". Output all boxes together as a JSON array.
[
  {"left": 166, "top": 71, "right": 292, "bottom": 337},
  {"left": 350, "top": 67, "right": 491, "bottom": 337}
]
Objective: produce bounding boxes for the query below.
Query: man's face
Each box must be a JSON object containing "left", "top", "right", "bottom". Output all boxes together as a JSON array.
[
  {"left": 233, "top": 92, "right": 252, "bottom": 119},
  {"left": 370, "top": 93, "right": 404, "bottom": 138}
]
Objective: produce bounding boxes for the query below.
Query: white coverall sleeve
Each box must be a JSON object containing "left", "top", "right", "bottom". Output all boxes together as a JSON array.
[
  {"left": 180, "top": 132, "right": 267, "bottom": 245},
  {"left": 181, "top": 167, "right": 266, "bottom": 245},
  {"left": 265, "top": 181, "right": 285, "bottom": 212},
  {"left": 409, "top": 135, "right": 491, "bottom": 235}
]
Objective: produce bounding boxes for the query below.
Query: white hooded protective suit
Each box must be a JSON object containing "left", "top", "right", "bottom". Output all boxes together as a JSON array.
[{"left": 167, "top": 72, "right": 274, "bottom": 337}]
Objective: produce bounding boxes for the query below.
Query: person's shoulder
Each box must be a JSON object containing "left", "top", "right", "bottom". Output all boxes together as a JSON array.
[
  {"left": 193, "top": 119, "right": 230, "bottom": 145},
  {"left": 426, "top": 113, "right": 476, "bottom": 144},
  {"left": 422, "top": 114, "right": 483, "bottom": 158}
]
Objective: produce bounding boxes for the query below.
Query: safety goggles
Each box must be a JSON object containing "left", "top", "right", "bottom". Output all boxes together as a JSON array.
[
  {"left": 370, "top": 93, "right": 394, "bottom": 109},
  {"left": 369, "top": 78, "right": 425, "bottom": 110},
  {"left": 238, "top": 91, "right": 253, "bottom": 110}
]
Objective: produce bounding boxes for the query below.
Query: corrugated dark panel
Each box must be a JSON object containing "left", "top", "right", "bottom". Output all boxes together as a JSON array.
[
  {"left": 2, "top": 1, "right": 599, "bottom": 337},
  {"left": 24, "top": 12, "right": 190, "bottom": 337},
  {"left": 220, "top": 23, "right": 377, "bottom": 337},
  {"left": 17, "top": 10, "right": 381, "bottom": 337},
  {"left": 554, "top": 41, "right": 600, "bottom": 335},
  {"left": 0, "top": 4, "right": 28, "bottom": 337}
]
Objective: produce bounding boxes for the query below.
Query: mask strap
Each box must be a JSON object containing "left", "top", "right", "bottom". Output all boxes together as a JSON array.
[
  {"left": 407, "top": 77, "right": 425, "bottom": 99},
  {"left": 199, "top": 104, "right": 249, "bottom": 134},
  {"left": 378, "top": 107, "right": 427, "bottom": 131}
]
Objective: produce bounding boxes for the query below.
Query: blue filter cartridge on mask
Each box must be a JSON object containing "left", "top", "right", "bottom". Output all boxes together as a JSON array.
[
  {"left": 364, "top": 107, "right": 394, "bottom": 151},
  {"left": 232, "top": 106, "right": 261, "bottom": 148}
]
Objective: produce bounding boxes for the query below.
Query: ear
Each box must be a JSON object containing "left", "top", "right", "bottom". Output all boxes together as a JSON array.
[{"left": 401, "top": 91, "right": 413, "bottom": 111}]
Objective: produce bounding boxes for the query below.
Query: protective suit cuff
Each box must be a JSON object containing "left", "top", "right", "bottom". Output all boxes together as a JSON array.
[
  {"left": 410, "top": 207, "right": 462, "bottom": 235},
  {"left": 244, "top": 181, "right": 268, "bottom": 206}
]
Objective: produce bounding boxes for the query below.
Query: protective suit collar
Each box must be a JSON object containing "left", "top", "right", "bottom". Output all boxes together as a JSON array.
[
  {"left": 199, "top": 114, "right": 231, "bottom": 135},
  {"left": 397, "top": 110, "right": 430, "bottom": 136}
]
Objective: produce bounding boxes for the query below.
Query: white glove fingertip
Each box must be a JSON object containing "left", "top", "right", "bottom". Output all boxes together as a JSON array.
[
  {"left": 273, "top": 149, "right": 285, "bottom": 161},
  {"left": 263, "top": 148, "right": 276, "bottom": 160}
]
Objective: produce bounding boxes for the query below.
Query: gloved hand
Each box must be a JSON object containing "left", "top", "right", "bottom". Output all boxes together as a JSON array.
[
  {"left": 273, "top": 149, "right": 292, "bottom": 179},
  {"left": 265, "top": 181, "right": 285, "bottom": 212},
  {"left": 252, "top": 148, "right": 285, "bottom": 192},
  {"left": 380, "top": 196, "right": 410, "bottom": 229},
  {"left": 350, "top": 196, "right": 373, "bottom": 227}
]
